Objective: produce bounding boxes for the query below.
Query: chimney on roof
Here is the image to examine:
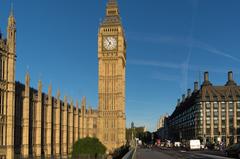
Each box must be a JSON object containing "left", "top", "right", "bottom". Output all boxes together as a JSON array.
[
  {"left": 228, "top": 71, "right": 233, "bottom": 81},
  {"left": 204, "top": 72, "right": 209, "bottom": 82},
  {"left": 194, "top": 82, "right": 199, "bottom": 91},
  {"left": 182, "top": 94, "right": 185, "bottom": 102},
  {"left": 225, "top": 71, "right": 237, "bottom": 86},
  {"left": 187, "top": 89, "right": 191, "bottom": 97}
]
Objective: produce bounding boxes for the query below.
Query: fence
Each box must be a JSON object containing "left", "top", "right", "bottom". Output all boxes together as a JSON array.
[{"left": 122, "top": 147, "right": 136, "bottom": 159}]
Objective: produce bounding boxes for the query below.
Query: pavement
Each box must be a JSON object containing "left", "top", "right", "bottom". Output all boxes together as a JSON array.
[{"left": 136, "top": 147, "right": 237, "bottom": 159}]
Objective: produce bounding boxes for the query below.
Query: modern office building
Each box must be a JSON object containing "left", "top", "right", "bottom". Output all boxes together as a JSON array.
[{"left": 168, "top": 72, "right": 240, "bottom": 146}]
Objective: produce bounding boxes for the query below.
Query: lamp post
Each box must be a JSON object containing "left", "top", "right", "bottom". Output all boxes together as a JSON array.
[
  {"left": 203, "top": 134, "right": 206, "bottom": 145},
  {"left": 131, "top": 122, "right": 135, "bottom": 147}
]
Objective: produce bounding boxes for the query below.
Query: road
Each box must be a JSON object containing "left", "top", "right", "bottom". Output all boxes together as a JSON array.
[{"left": 136, "top": 148, "right": 237, "bottom": 159}]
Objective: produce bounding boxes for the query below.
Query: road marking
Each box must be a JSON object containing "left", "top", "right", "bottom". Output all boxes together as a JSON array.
[{"left": 195, "top": 153, "right": 232, "bottom": 159}]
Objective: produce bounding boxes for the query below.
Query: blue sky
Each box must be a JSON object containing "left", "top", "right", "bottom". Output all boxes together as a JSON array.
[{"left": 1, "top": 0, "right": 240, "bottom": 131}]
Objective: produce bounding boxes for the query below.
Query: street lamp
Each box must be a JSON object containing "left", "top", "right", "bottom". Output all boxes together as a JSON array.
[{"left": 203, "top": 134, "right": 206, "bottom": 145}]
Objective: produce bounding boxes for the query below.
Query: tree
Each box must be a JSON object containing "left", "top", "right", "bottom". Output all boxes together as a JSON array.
[{"left": 72, "top": 137, "right": 107, "bottom": 158}]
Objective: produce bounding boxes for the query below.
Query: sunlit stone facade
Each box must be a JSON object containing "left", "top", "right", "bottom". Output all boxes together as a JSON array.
[
  {"left": 0, "top": 8, "right": 16, "bottom": 159},
  {"left": 97, "top": 0, "right": 126, "bottom": 152},
  {"left": 14, "top": 80, "right": 98, "bottom": 158},
  {"left": 0, "top": 0, "right": 126, "bottom": 158}
]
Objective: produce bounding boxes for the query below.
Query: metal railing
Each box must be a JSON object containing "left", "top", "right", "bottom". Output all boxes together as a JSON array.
[
  {"left": 122, "top": 148, "right": 135, "bottom": 159},
  {"left": 122, "top": 140, "right": 137, "bottom": 159}
]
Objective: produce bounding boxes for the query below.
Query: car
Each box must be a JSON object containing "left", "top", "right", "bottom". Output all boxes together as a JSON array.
[
  {"left": 165, "top": 140, "right": 172, "bottom": 148},
  {"left": 225, "top": 143, "right": 240, "bottom": 158},
  {"left": 186, "top": 139, "right": 201, "bottom": 150},
  {"left": 174, "top": 142, "right": 181, "bottom": 147},
  {"left": 200, "top": 144, "right": 205, "bottom": 150}
]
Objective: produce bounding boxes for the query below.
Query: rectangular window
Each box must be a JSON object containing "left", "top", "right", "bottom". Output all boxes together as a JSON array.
[
  {"left": 222, "top": 120, "right": 226, "bottom": 126},
  {"left": 222, "top": 111, "right": 226, "bottom": 117},
  {"left": 206, "top": 112, "right": 211, "bottom": 117},
  {"left": 237, "top": 103, "right": 240, "bottom": 109},
  {"left": 237, "top": 120, "right": 240, "bottom": 127},
  {"left": 229, "top": 103, "right": 234, "bottom": 109},
  {"left": 222, "top": 103, "right": 226, "bottom": 109},
  {"left": 206, "top": 103, "right": 211, "bottom": 109},
  {"left": 214, "top": 111, "right": 218, "bottom": 117},
  {"left": 222, "top": 129, "right": 226, "bottom": 135},
  {"left": 206, "top": 128, "right": 211, "bottom": 135},
  {"left": 214, "top": 128, "right": 219, "bottom": 135}
]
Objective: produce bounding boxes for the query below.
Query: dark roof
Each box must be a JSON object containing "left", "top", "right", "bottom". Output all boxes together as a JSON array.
[
  {"left": 170, "top": 90, "right": 199, "bottom": 119},
  {"left": 200, "top": 82, "right": 240, "bottom": 102}
]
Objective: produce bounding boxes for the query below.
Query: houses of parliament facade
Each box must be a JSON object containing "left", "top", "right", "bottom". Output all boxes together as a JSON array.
[{"left": 0, "top": 0, "right": 126, "bottom": 158}]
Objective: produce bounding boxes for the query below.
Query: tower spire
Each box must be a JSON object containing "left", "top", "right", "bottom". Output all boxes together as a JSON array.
[
  {"left": 10, "top": 1, "right": 14, "bottom": 17},
  {"left": 107, "top": 0, "right": 118, "bottom": 6},
  {"left": 7, "top": 0, "right": 16, "bottom": 54},
  {"left": 106, "top": 0, "right": 119, "bottom": 17}
]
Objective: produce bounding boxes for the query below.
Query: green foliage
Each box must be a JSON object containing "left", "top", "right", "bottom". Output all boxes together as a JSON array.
[{"left": 72, "top": 137, "right": 107, "bottom": 158}]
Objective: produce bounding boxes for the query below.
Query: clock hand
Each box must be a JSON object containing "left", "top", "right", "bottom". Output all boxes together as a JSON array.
[
  {"left": 108, "top": 40, "right": 111, "bottom": 47},
  {"left": 106, "top": 38, "right": 110, "bottom": 43}
]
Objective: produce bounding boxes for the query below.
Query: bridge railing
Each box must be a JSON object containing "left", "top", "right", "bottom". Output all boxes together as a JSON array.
[
  {"left": 122, "top": 147, "right": 136, "bottom": 159},
  {"left": 122, "top": 140, "right": 137, "bottom": 159}
]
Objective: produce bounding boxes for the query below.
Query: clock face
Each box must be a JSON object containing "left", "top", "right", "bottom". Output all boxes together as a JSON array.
[{"left": 103, "top": 36, "right": 117, "bottom": 50}]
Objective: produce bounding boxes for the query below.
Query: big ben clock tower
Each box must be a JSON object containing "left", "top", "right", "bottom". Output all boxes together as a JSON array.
[{"left": 98, "top": 0, "right": 126, "bottom": 151}]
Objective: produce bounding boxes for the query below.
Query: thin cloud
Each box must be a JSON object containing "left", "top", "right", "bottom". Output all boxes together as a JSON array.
[
  {"left": 129, "top": 34, "right": 240, "bottom": 63},
  {"left": 193, "top": 41, "right": 240, "bottom": 62},
  {"left": 182, "top": 0, "right": 198, "bottom": 92},
  {"left": 129, "top": 59, "right": 180, "bottom": 69},
  {"left": 129, "top": 59, "right": 239, "bottom": 75},
  {"left": 181, "top": 58, "right": 190, "bottom": 92}
]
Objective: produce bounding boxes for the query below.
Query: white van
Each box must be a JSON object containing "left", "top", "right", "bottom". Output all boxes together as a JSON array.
[
  {"left": 188, "top": 139, "right": 201, "bottom": 150},
  {"left": 174, "top": 142, "right": 181, "bottom": 147}
]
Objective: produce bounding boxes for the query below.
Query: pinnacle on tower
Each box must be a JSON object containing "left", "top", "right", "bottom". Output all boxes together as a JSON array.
[
  {"left": 64, "top": 96, "right": 67, "bottom": 107},
  {"left": 107, "top": 0, "right": 118, "bottom": 6},
  {"left": 7, "top": 1, "right": 16, "bottom": 54},
  {"left": 38, "top": 80, "right": 42, "bottom": 90},
  {"left": 48, "top": 84, "right": 52, "bottom": 96},
  {"left": 82, "top": 96, "right": 86, "bottom": 107},
  {"left": 8, "top": 2, "right": 15, "bottom": 23},
  {"left": 10, "top": 2, "right": 14, "bottom": 17},
  {"left": 76, "top": 100, "right": 79, "bottom": 110},
  {"left": 8, "top": 1, "right": 16, "bottom": 27},
  {"left": 25, "top": 72, "right": 30, "bottom": 85},
  {"left": 57, "top": 89, "right": 60, "bottom": 99}
]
